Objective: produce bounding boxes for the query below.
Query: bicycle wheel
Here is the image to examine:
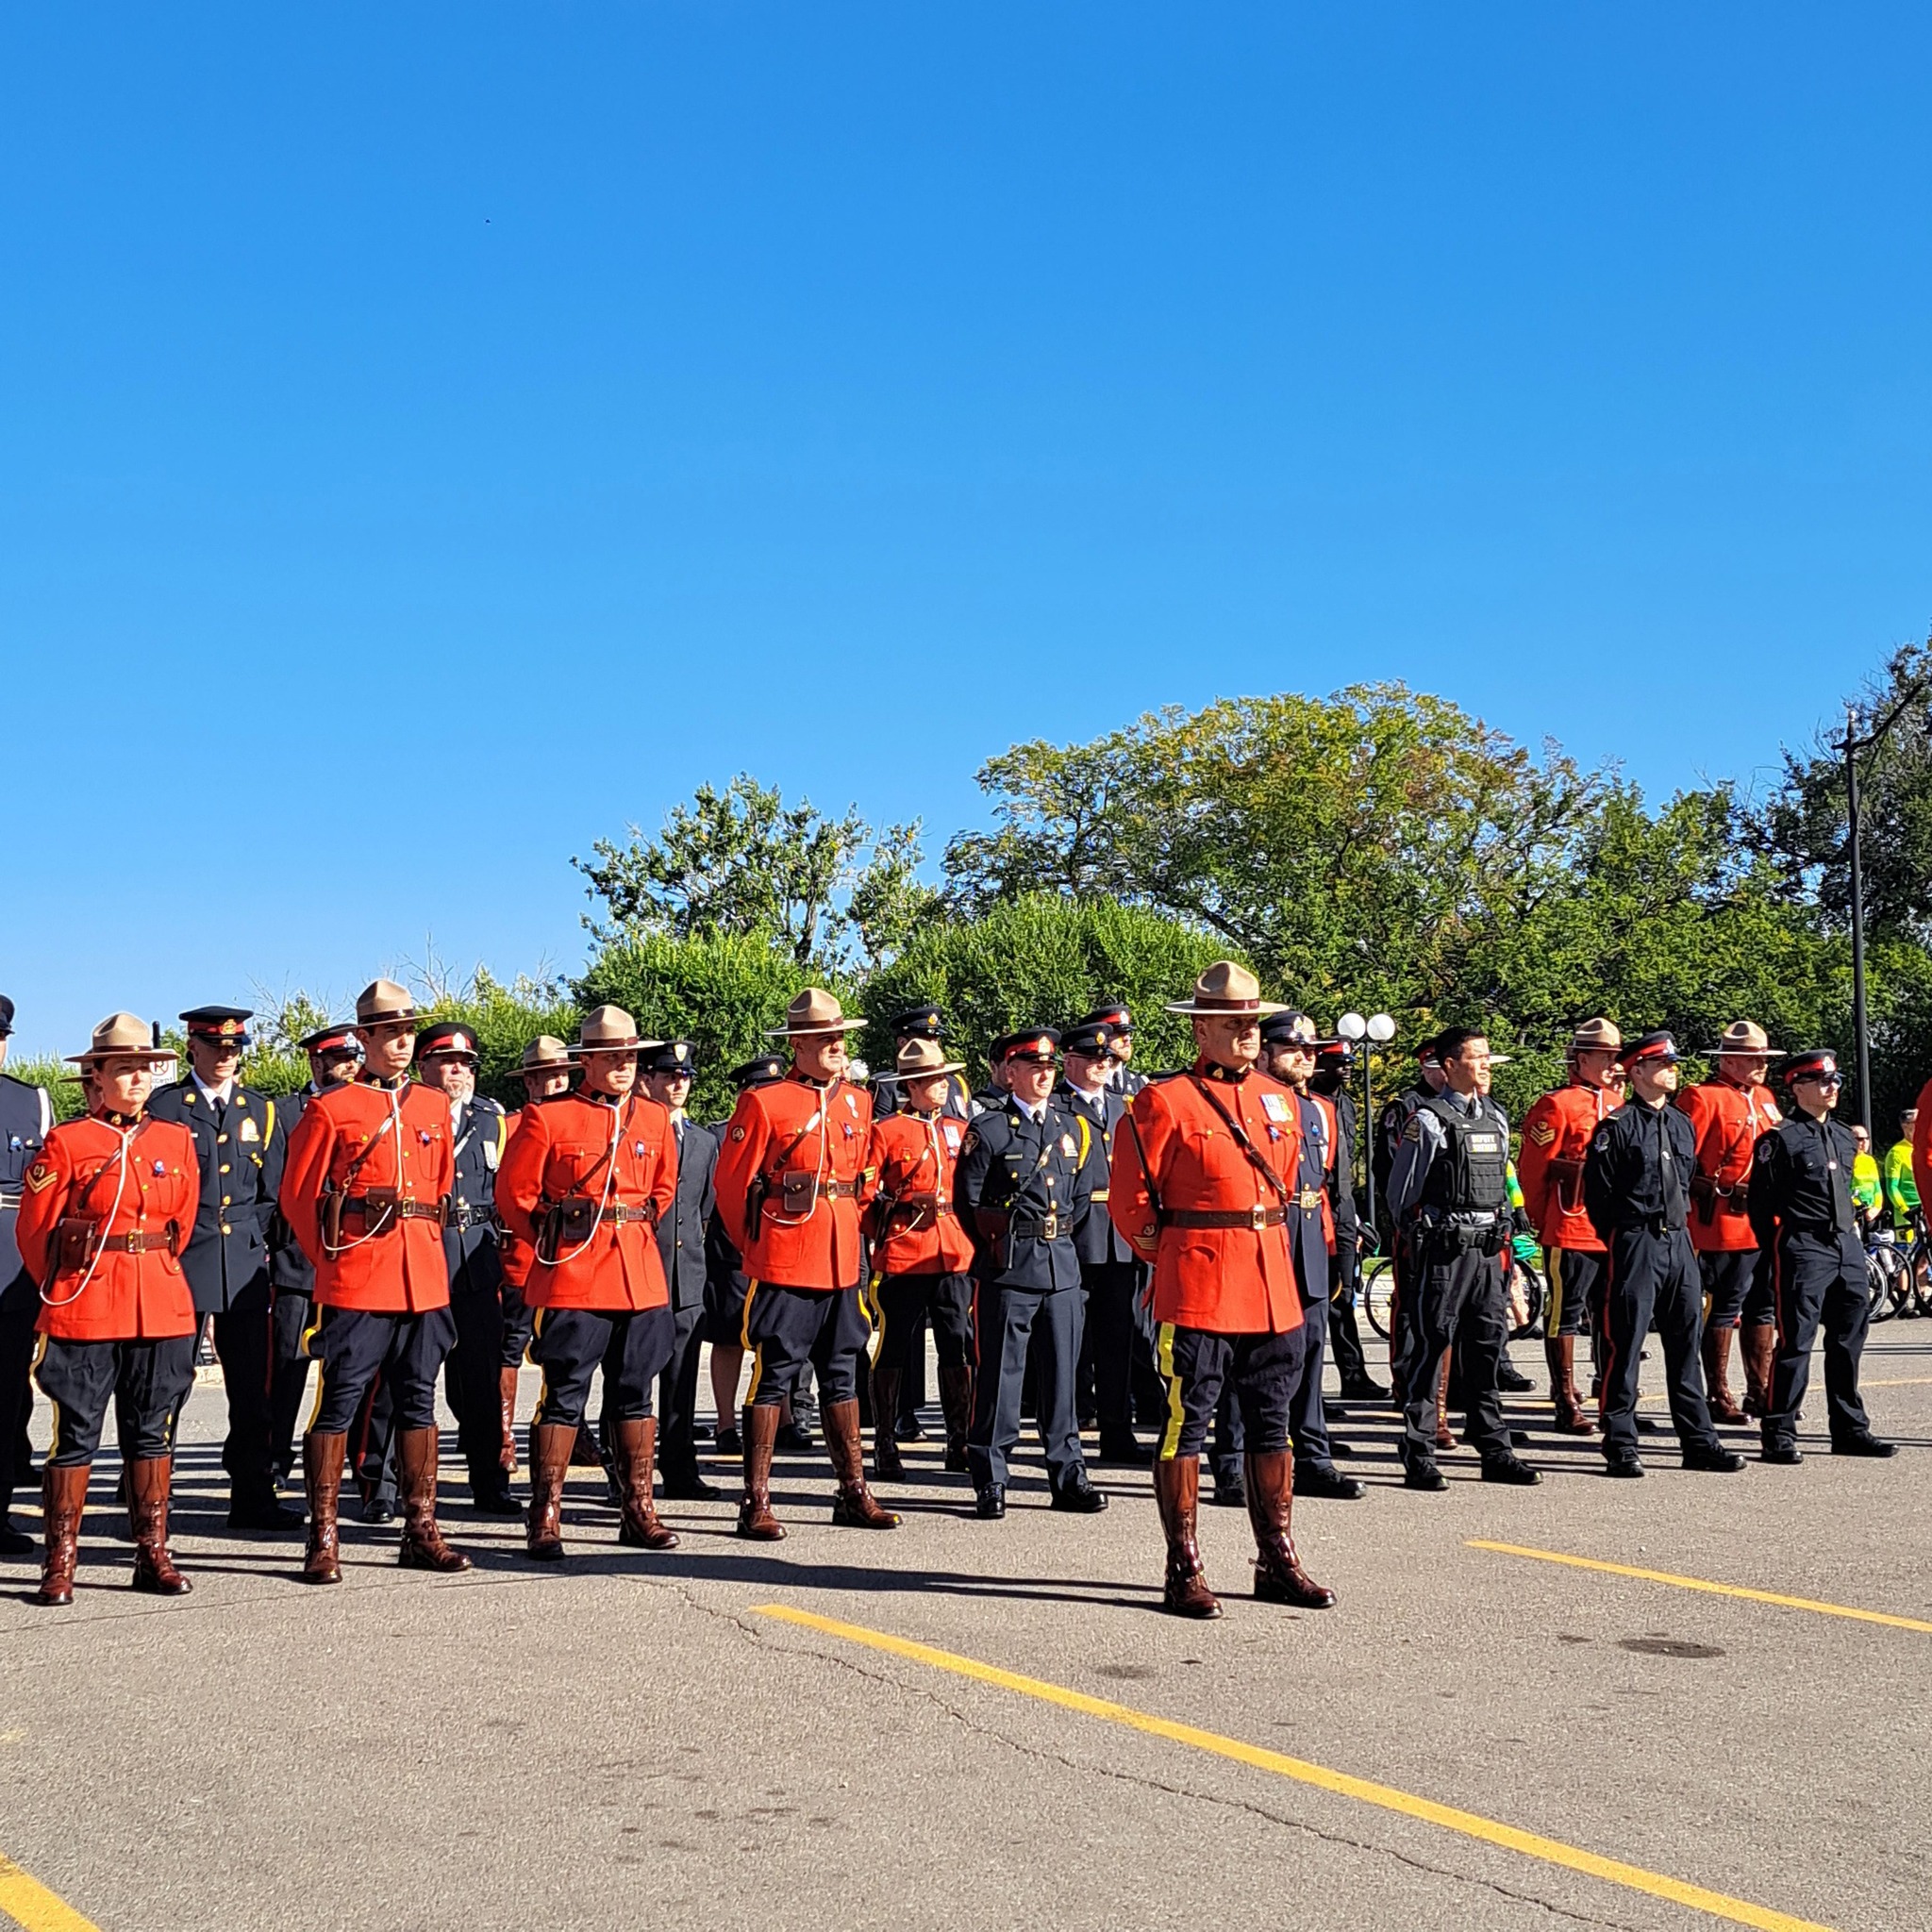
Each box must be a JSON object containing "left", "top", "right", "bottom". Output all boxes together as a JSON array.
[
  {"left": 1867, "top": 1245, "right": 1900, "bottom": 1322},
  {"left": 1508, "top": 1258, "right": 1546, "bottom": 1341},
  {"left": 1912, "top": 1240, "right": 1932, "bottom": 1318},
  {"left": 1361, "top": 1256, "right": 1395, "bottom": 1341}
]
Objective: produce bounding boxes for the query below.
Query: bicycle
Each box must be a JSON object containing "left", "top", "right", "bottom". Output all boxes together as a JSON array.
[
  {"left": 1359, "top": 1243, "right": 1544, "bottom": 1343},
  {"left": 1865, "top": 1224, "right": 1907, "bottom": 1322}
]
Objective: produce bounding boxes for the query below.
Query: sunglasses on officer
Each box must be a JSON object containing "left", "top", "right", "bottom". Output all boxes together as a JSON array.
[{"left": 1793, "top": 1072, "right": 1843, "bottom": 1089}]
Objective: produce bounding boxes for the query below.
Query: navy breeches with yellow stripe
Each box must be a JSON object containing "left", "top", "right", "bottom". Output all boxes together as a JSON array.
[
  {"left": 1542, "top": 1246, "right": 1604, "bottom": 1339},
  {"left": 1155, "top": 1324, "right": 1303, "bottom": 1460},
  {"left": 308, "top": 1306, "right": 457, "bottom": 1438},
  {"left": 36, "top": 1335, "right": 196, "bottom": 1467},
  {"left": 742, "top": 1281, "right": 871, "bottom": 1408}
]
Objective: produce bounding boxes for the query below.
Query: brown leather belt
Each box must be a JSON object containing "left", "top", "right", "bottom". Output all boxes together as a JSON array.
[
  {"left": 96, "top": 1231, "right": 176, "bottom": 1255},
  {"left": 824, "top": 1179, "right": 863, "bottom": 1200},
  {"left": 886, "top": 1191, "right": 950, "bottom": 1210},
  {"left": 342, "top": 1196, "right": 442, "bottom": 1228},
  {"left": 601, "top": 1202, "right": 661, "bottom": 1228},
  {"left": 1164, "top": 1205, "right": 1288, "bottom": 1231}
]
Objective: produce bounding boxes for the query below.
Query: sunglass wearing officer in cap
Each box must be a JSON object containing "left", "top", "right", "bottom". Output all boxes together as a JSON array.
[
  {"left": 279, "top": 980, "right": 471, "bottom": 1584},
  {"left": 954, "top": 1027, "right": 1108, "bottom": 1520},
  {"left": 1750, "top": 1052, "right": 1895, "bottom": 1463},
  {"left": 1370, "top": 1033, "right": 1447, "bottom": 1407},
  {"left": 0, "top": 993, "right": 55, "bottom": 1557},
  {"left": 870, "top": 1005, "right": 974, "bottom": 1123},
  {"left": 1078, "top": 1001, "right": 1144, "bottom": 1096},
  {"left": 146, "top": 1008, "right": 303, "bottom": 1532},
  {"left": 410, "top": 1023, "right": 521, "bottom": 1520},
  {"left": 1579, "top": 1032, "right": 1745, "bottom": 1479}
]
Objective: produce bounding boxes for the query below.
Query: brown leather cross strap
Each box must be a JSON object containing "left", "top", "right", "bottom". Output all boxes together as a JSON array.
[
  {"left": 1165, "top": 1205, "right": 1287, "bottom": 1231},
  {"left": 1183, "top": 1075, "right": 1297, "bottom": 1216}
]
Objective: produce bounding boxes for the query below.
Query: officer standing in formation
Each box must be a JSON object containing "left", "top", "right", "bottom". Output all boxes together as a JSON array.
[
  {"left": 1516, "top": 1018, "right": 1622, "bottom": 1434},
  {"left": 1384, "top": 1028, "right": 1539, "bottom": 1491},
  {"left": 17, "top": 1016, "right": 201, "bottom": 1605},
  {"left": 0, "top": 996, "right": 53, "bottom": 1555},
  {"left": 1676, "top": 1021, "right": 1785, "bottom": 1422},
  {"left": 147, "top": 1007, "right": 297, "bottom": 1529},
  {"left": 955, "top": 1028, "right": 1108, "bottom": 1520},
  {"left": 1581, "top": 1033, "right": 1744, "bottom": 1477},
  {"left": 1308, "top": 1037, "right": 1384, "bottom": 1403},
  {"left": 701, "top": 1053, "right": 784, "bottom": 1458},
  {"left": 1754, "top": 1050, "right": 1893, "bottom": 1462},
  {"left": 641, "top": 1039, "right": 718, "bottom": 1501}
]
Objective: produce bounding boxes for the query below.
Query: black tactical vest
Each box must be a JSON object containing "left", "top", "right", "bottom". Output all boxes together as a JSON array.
[{"left": 1417, "top": 1096, "right": 1510, "bottom": 1214}]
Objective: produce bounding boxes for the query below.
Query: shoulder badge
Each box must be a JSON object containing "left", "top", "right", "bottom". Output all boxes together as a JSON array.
[
  {"left": 1526, "top": 1120, "right": 1556, "bottom": 1146},
  {"left": 730, "top": 1124, "right": 747, "bottom": 1142},
  {"left": 24, "top": 1160, "right": 55, "bottom": 1193},
  {"left": 1592, "top": 1124, "right": 1613, "bottom": 1149},
  {"left": 1403, "top": 1114, "right": 1423, "bottom": 1142},
  {"left": 960, "top": 1127, "right": 979, "bottom": 1156}
]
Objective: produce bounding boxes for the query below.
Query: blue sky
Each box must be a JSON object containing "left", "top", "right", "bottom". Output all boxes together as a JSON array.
[{"left": 4, "top": 6, "right": 1926, "bottom": 1057}]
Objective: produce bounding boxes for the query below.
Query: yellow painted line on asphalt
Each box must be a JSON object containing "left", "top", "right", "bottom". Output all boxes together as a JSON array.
[
  {"left": 0, "top": 1856, "right": 100, "bottom": 1932},
  {"left": 1471, "top": 1541, "right": 1932, "bottom": 1634},
  {"left": 754, "top": 1603, "right": 1834, "bottom": 1932},
  {"left": 1862, "top": 1374, "right": 1932, "bottom": 1387}
]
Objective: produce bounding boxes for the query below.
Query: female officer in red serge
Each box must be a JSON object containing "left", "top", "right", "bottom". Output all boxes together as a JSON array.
[
  {"left": 496, "top": 1005, "right": 678, "bottom": 1560},
  {"left": 279, "top": 979, "right": 465, "bottom": 1584},
  {"left": 712, "top": 989, "right": 897, "bottom": 1541},
  {"left": 16, "top": 1013, "right": 200, "bottom": 1606},
  {"left": 1108, "top": 962, "right": 1333, "bottom": 1621}
]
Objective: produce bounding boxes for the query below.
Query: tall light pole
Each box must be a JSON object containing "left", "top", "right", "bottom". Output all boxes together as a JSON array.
[{"left": 1337, "top": 1011, "right": 1396, "bottom": 1229}]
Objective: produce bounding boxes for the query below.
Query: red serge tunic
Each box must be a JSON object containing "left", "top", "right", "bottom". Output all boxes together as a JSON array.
[
  {"left": 495, "top": 1091, "right": 675, "bottom": 1311},
  {"left": 713, "top": 1073, "right": 875, "bottom": 1291},
  {"left": 17, "top": 1113, "right": 200, "bottom": 1341},
  {"left": 1107, "top": 1060, "right": 1305, "bottom": 1336},
  {"left": 1676, "top": 1079, "right": 1785, "bottom": 1254},
  {"left": 278, "top": 1077, "right": 453, "bottom": 1312},
  {"left": 866, "top": 1110, "right": 974, "bottom": 1276},
  {"left": 1518, "top": 1082, "right": 1613, "bottom": 1253}
]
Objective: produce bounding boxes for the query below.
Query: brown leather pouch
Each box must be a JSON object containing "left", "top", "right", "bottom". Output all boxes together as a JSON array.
[
  {"left": 537, "top": 1196, "right": 597, "bottom": 1262},
  {"left": 56, "top": 1219, "right": 101, "bottom": 1272},
  {"left": 780, "top": 1170, "right": 819, "bottom": 1217}
]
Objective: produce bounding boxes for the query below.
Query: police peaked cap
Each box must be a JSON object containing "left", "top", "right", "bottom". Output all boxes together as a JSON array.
[
  {"left": 297, "top": 1023, "right": 360, "bottom": 1058},
  {"left": 889, "top": 1004, "right": 948, "bottom": 1040},
  {"left": 1618, "top": 1030, "right": 1679, "bottom": 1068},
  {"left": 991, "top": 1027, "right": 1060, "bottom": 1063},
  {"left": 1079, "top": 1001, "right": 1133, "bottom": 1035},
  {"left": 1778, "top": 1049, "right": 1841, "bottom": 1086},
  {"left": 1059, "top": 1022, "right": 1116, "bottom": 1058},
  {"left": 0, "top": 994, "right": 12, "bottom": 1037},
  {"left": 731, "top": 1055, "right": 788, "bottom": 1090},
  {"left": 1260, "top": 1009, "right": 1334, "bottom": 1048},
  {"left": 181, "top": 1005, "right": 253, "bottom": 1047},
  {"left": 641, "top": 1039, "right": 698, "bottom": 1075}
]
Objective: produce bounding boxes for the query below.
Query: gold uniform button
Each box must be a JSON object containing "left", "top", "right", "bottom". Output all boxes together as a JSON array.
[
  {"left": 217, "top": 1133, "right": 228, "bottom": 1144},
  {"left": 221, "top": 1196, "right": 231, "bottom": 1207},
  {"left": 220, "top": 1163, "right": 230, "bottom": 1174},
  {"left": 221, "top": 1224, "right": 231, "bottom": 1235}
]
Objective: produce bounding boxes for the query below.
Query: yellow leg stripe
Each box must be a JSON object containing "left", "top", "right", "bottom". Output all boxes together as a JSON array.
[
  {"left": 1157, "top": 1322, "right": 1185, "bottom": 1461},
  {"left": 740, "top": 1279, "right": 759, "bottom": 1353},
  {"left": 1544, "top": 1250, "right": 1564, "bottom": 1334},
  {"left": 0, "top": 1852, "right": 104, "bottom": 1930},
  {"left": 754, "top": 1606, "right": 1838, "bottom": 1932},
  {"left": 745, "top": 1344, "right": 766, "bottom": 1407}
]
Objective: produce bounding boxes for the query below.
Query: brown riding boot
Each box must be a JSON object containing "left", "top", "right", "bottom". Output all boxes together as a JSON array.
[
  {"left": 128, "top": 1457, "right": 191, "bottom": 1596},
  {"left": 939, "top": 1364, "right": 973, "bottom": 1474},
  {"left": 1703, "top": 1324, "right": 1746, "bottom": 1424},
  {"left": 396, "top": 1427, "right": 471, "bottom": 1573},
  {"left": 826, "top": 1399, "right": 902, "bottom": 1527},
  {"left": 36, "top": 1463, "right": 90, "bottom": 1607},
  {"left": 497, "top": 1366, "right": 521, "bottom": 1475},
  {"left": 739, "top": 1405, "right": 787, "bottom": 1541},
  {"left": 526, "top": 1422, "right": 575, "bottom": 1561},
  {"left": 1246, "top": 1451, "right": 1336, "bottom": 1608},
  {"left": 870, "top": 1368, "right": 907, "bottom": 1482},
  {"left": 1434, "top": 1358, "right": 1456, "bottom": 1450},
  {"left": 301, "top": 1431, "right": 346, "bottom": 1585},
  {"left": 1545, "top": 1336, "right": 1594, "bottom": 1434},
  {"left": 1153, "top": 1454, "right": 1221, "bottom": 1619},
  {"left": 1740, "top": 1323, "right": 1776, "bottom": 1419},
  {"left": 614, "top": 1418, "right": 679, "bottom": 1550}
]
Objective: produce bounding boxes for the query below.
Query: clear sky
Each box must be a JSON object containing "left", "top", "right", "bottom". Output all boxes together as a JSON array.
[{"left": 4, "top": 6, "right": 1926, "bottom": 1057}]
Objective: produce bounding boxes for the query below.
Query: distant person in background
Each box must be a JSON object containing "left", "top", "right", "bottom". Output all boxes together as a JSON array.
[
  {"left": 1850, "top": 1125, "right": 1882, "bottom": 1227},
  {"left": 0, "top": 994, "right": 54, "bottom": 1556},
  {"left": 1883, "top": 1107, "right": 1919, "bottom": 1230}
]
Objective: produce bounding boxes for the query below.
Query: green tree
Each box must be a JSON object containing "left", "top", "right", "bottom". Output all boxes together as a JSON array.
[{"left": 572, "top": 774, "right": 933, "bottom": 972}]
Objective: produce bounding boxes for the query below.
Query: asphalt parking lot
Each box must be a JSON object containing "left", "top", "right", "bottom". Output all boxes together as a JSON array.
[{"left": 0, "top": 1327, "right": 1927, "bottom": 1932}]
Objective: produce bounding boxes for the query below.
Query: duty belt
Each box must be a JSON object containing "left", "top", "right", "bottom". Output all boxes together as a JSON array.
[
  {"left": 1165, "top": 1204, "right": 1287, "bottom": 1231},
  {"left": 981, "top": 1208, "right": 1065, "bottom": 1241},
  {"left": 95, "top": 1231, "right": 176, "bottom": 1255},
  {"left": 342, "top": 1195, "right": 443, "bottom": 1228},
  {"left": 447, "top": 1204, "right": 501, "bottom": 1232},
  {"left": 823, "top": 1179, "right": 863, "bottom": 1201},
  {"left": 601, "top": 1202, "right": 661, "bottom": 1228}
]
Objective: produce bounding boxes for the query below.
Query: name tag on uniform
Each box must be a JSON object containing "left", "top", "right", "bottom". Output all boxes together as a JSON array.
[
  {"left": 1469, "top": 1132, "right": 1506, "bottom": 1156},
  {"left": 1261, "top": 1092, "right": 1291, "bottom": 1123},
  {"left": 239, "top": 1117, "right": 260, "bottom": 1142}
]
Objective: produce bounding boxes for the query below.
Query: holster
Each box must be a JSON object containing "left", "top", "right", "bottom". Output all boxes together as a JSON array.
[
  {"left": 536, "top": 1196, "right": 598, "bottom": 1263},
  {"left": 745, "top": 1175, "right": 767, "bottom": 1242}
]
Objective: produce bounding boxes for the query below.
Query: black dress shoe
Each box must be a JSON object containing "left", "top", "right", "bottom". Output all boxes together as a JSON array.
[
  {"left": 1481, "top": 1454, "right": 1541, "bottom": 1486},
  {"left": 1604, "top": 1452, "right": 1645, "bottom": 1478},
  {"left": 470, "top": 1487, "right": 526, "bottom": 1519},
  {"left": 1097, "top": 1437, "right": 1153, "bottom": 1466},
  {"left": 893, "top": 1416, "right": 926, "bottom": 1443},
  {"left": 360, "top": 1492, "right": 397, "bottom": 1524},
  {"left": 1404, "top": 1460, "right": 1448, "bottom": 1492},
  {"left": 0, "top": 1517, "right": 34, "bottom": 1557},
  {"left": 1682, "top": 1443, "right": 1746, "bottom": 1474},
  {"left": 975, "top": 1485, "right": 1007, "bottom": 1519},
  {"left": 1832, "top": 1434, "right": 1897, "bottom": 1457},
  {"left": 1760, "top": 1442, "right": 1804, "bottom": 1465},
  {"left": 1051, "top": 1475, "right": 1108, "bottom": 1513},
  {"left": 712, "top": 1424, "right": 741, "bottom": 1457},
  {"left": 1295, "top": 1463, "right": 1367, "bottom": 1501},
  {"left": 1497, "top": 1363, "right": 1534, "bottom": 1392},
  {"left": 1328, "top": 1439, "right": 1356, "bottom": 1457},
  {"left": 774, "top": 1422, "right": 815, "bottom": 1454},
  {"left": 229, "top": 1496, "right": 307, "bottom": 1532},
  {"left": 660, "top": 1473, "right": 721, "bottom": 1501},
  {"left": 1339, "top": 1376, "right": 1390, "bottom": 1402},
  {"left": 1210, "top": 1467, "right": 1247, "bottom": 1507}
]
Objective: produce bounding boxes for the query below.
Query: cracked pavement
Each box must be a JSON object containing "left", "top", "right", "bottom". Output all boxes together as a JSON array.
[{"left": 0, "top": 1329, "right": 1926, "bottom": 1931}]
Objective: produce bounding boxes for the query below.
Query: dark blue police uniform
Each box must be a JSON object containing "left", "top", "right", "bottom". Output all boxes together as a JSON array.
[
  {"left": 0, "top": 1022, "right": 53, "bottom": 1552},
  {"left": 656, "top": 1107, "right": 718, "bottom": 1493},
  {"left": 441, "top": 1090, "right": 518, "bottom": 1511}
]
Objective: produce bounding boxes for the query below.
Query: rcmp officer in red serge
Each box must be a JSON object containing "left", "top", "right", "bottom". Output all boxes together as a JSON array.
[
  {"left": 15, "top": 1014, "right": 200, "bottom": 1606},
  {"left": 712, "top": 989, "right": 899, "bottom": 1539},
  {"left": 866, "top": 1034, "right": 977, "bottom": 1480},
  {"left": 279, "top": 979, "right": 469, "bottom": 1584},
  {"left": 146, "top": 1006, "right": 297, "bottom": 1530},
  {"left": 1582, "top": 1032, "right": 1745, "bottom": 1478},
  {"left": 954, "top": 1027, "right": 1108, "bottom": 1521},
  {"left": 497, "top": 1035, "right": 575, "bottom": 1473},
  {"left": 1752, "top": 1049, "right": 1894, "bottom": 1463},
  {"left": 1107, "top": 963, "right": 1332, "bottom": 1620},
  {"left": 1384, "top": 1026, "right": 1541, "bottom": 1491},
  {"left": 496, "top": 1005, "right": 681, "bottom": 1559},
  {"left": 640, "top": 1038, "right": 718, "bottom": 1501},
  {"left": 413, "top": 1021, "right": 521, "bottom": 1518},
  {"left": 266, "top": 1023, "right": 362, "bottom": 1489},
  {"left": 1677, "top": 1021, "right": 1786, "bottom": 1423},
  {"left": 0, "top": 994, "right": 55, "bottom": 1556},
  {"left": 1516, "top": 1018, "right": 1623, "bottom": 1435}
]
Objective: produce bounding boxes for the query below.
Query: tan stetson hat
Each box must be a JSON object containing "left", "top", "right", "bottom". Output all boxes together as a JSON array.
[
  {"left": 355, "top": 978, "right": 417, "bottom": 1025},
  {"left": 1164, "top": 960, "right": 1288, "bottom": 1019},
  {"left": 66, "top": 1012, "right": 177, "bottom": 1066},
  {"left": 1706, "top": 1020, "right": 1779, "bottom": 1057},
  {"left": 574, "top": 1006, "right": 658, "bottom": 1053},
  {"left": 1567, "top": 1018, "right": 1623, "bottom": 1054},
  {"left": 895, "top": 1037, "right": 965, "bottom": 1080},
  {"left": 766, "top": 988, "right": 866, "bottom": 1038},
  {"left": 517, "top": 1035, "right": 575, "bottom": 1074}
]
